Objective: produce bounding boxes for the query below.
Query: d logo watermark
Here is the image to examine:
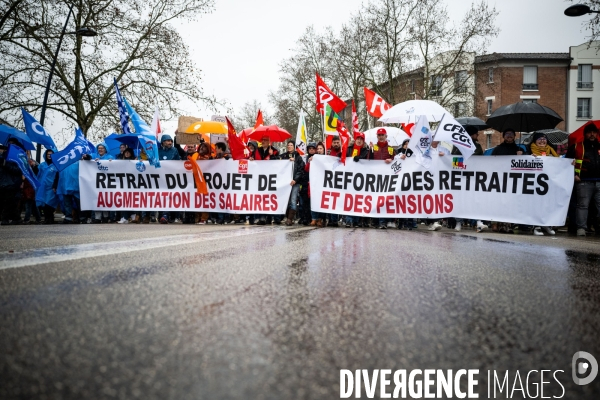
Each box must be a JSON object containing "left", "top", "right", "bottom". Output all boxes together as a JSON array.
[{"left": 572, "top": 351, "right": 598, "bottom": 385}]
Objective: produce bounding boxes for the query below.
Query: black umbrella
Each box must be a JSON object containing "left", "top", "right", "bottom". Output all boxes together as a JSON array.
[
  {"left": 456, "top": 116, "right": 489, "bottom": 131},
  {"left": 486, "top": 102, "right": 563, "bottom": 133}
]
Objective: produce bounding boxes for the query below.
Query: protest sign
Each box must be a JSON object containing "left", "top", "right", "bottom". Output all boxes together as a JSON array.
[
  {"left": 309, "top": 155, "right": 573, "bottom": 226},
  {"left": 80, "top": 160, "right": 293, "bottom": 214}
]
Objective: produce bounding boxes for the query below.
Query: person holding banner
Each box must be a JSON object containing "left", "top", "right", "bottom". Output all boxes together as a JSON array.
[
  {"left": 327, "top": 136, "right": 343, "bottom": 157},
  {"left": 451, "top": 126, "right": 487, "bottom": 233},
  {"left": 91, "top": 144, "right": 115, "bottom": 223},
  {"left": 527, "top": 132, "right": 558, "bottom": 236},
  {"left": 566, "top": 123, "right": 600, "bottom": 237},
  {"left": 281, "top": 140, "right": 305, "bottom": 226},
  {"left": 345, "top": 132, "right": 370, "bottom": 228},
  {"left": 397, "top": 139, "right": 416, "bottom": 230},
  {"left": 298, "top": 143, "right": 317, "bottom": 225},
  {"left": 254, "top": 136, "right": 281, "bottom": 225},
  {"left": 370, "top": 128, "right": 396, "bottom": 229},
  {"left": 306, "top": 142, "right": 325, "bottom": 226},
  {"left": 36, "top": 149, "right": 60, "bottom": 224},
  {"left": 22, "top": 158, "right": 42, "bottom": 224},
  {"left": 491, "top": 129, "right": 525, "bottom": 156}
]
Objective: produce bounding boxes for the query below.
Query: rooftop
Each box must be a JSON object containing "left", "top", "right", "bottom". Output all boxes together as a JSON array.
[{"left": 475, "top": 53, "right": 570, "bottom": 63}]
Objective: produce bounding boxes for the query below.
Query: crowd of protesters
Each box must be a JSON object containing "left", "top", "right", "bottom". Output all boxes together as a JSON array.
[{"left": 1, "top": 124, "right": 599, "bottom": 237}]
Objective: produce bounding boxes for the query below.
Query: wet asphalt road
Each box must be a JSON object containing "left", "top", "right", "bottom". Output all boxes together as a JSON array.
[{"left": 0, "top": 224, "right": 599, "bottom": 400}]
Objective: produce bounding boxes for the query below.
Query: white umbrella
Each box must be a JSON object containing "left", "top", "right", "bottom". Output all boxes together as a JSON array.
[
  {"left": 363, "top": 127, "right": 410, "bottom": 147},
  {"left": 378, "top": 100, "right": 450, "bottom": 124}
]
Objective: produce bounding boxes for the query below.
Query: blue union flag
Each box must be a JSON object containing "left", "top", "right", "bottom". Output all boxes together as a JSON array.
[{"left": 113, "top": 78, "right": 132, "bottom": 135}]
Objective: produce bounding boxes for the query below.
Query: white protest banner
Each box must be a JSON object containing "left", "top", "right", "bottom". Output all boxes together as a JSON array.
[
  {"left": 80, "top": 160, "right": 293, "bottom": 214},
  {"left": 309, "top": 155, "right": 573, "bottom": 226}
]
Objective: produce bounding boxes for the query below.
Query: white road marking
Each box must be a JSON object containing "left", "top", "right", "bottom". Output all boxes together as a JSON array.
[{"left": 0, "top": 228, "right": 274, "bottom": 270}]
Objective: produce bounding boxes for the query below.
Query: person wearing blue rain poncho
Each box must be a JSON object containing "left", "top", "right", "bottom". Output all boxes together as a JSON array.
[
  {"left": 36, "top": 149, "right": 59, "bottom": 224},
  {"left": 91, "top": 143, "right": 114, "bottom": 223},
  {"left": 56, "top": 160, "right": 81, "bottom": 224}
]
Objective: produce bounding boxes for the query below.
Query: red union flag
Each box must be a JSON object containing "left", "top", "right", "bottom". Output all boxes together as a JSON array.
[
  {"left": 352, "top": 100, "right": 359, "bottom": 133},
  {"left": 363, "top": 87, "right": 391, "bottom": 118},
  {"left": 316, "top": 72, "right": 347, "bottom": 114}
]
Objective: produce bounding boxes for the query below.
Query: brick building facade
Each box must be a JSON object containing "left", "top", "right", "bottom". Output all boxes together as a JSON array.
[{"left": 473, "top": 53, "right": 569, "bottom": 150}]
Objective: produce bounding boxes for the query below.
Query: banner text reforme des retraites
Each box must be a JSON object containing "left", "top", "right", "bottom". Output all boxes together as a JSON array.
[{"left": 309, "top": 155, "right": 573, "bottom": 226}]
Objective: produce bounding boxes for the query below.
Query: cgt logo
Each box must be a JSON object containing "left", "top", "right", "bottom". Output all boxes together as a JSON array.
[
  {"left": 452, "top": 157, "right": 467, "bottom": 170},
  {"left": 573, "top": 351, "right": 598, "bottom": 386},
  {"left": 238, "top": 159, "right": 248, "bottom": 174}
]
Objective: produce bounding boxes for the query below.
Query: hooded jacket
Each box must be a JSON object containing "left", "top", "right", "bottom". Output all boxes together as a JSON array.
[{"left": 36, "top": 150, "right": 59, "bottom": 208}]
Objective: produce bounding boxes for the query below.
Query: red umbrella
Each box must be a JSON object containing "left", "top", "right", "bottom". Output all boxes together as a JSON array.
[
  {"left": 248, "top": 125, "right": 292, "bottom": 142},
  {"left": 569, "top": 120, "right": 600, "bottom": 146}
]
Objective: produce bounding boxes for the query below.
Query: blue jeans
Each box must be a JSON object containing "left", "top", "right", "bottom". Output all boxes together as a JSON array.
[
  {"left": 576, "top": 181, "right": 600, "bottom": 229},
  {"left": 288, "top": 184, "right": 300, "bottom": 211},
  {"left": 345, "top": 215, "right": 360, "bottom": 225}
]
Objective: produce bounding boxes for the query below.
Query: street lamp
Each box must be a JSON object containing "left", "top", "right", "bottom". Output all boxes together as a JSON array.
[
  {"left": 36, "top": 4, "right": 97, "bottom": 162},
  {"left": 564, "top": 4, "right": 600, "bottom": 17}
]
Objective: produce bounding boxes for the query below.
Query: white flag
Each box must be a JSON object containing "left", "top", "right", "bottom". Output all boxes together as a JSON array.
[
  {"left": 295, "top": 111, "right": 308, "bottom": 159},
  {"left": 408, "top": 115, "right": 433, "bottom": 168},
  {"left": 433, "top": 113, "right": 476, "bottom": 159},
  {"left": 150, "top": 105, "right": 161, "bottom": 142}
]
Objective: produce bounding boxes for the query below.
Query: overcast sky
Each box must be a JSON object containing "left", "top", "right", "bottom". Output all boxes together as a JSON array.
[{"left": 158, "top": 0, "right": 590, "bottom": 133}]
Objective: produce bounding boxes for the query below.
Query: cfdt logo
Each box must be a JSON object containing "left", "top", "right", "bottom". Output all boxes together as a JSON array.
[
  {"left": 572, "top": 351, "right": 598, "bottom": 386},
  {"left": 96, "top": 162, "right": 108, "bottom": 171},
  {"left": 238, "top": 159, "right": 248, "bottom": 174},
  {"left": 452, "top": 157, "right": 467, "bottom": 170}
]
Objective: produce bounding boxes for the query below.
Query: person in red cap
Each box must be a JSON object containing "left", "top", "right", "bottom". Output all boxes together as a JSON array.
[
  {"left": 370, "top": 127, "right": 396, "bottom": 229},
  {"left": 344, "top": 132, "right": 371, "bottom": 228},
  {"left": 346, "top": 132, "right": 370, "bottom": 161},
  {"left": 371, "top": 128, "right": 395, "bottom": 164}
]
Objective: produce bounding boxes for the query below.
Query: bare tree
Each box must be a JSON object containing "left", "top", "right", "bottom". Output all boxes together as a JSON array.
[
  {"left": 568, "top": 0, "right": 600, "bottom": 45},
  {"left": 230, "top": 99, "right": 272, "bottom": 130},
  {"left": 0, "top": 0, "right": 219, "bottom": 142},
  {"left": 270, "top": 0, "right": 499, "bottom": 130}
]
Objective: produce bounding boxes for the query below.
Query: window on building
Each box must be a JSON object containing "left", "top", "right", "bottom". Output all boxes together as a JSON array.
[
  {"left": 410, "top": 79, "right": 415, "bottom": 93},
  {"left": 522, "top": 99, "right": 538, "bottom": 104},
  {"left": 454, "top": 70, "right": 468, "bottom": 94},
  {"left": 577, "top": 98, "right": 591, "bottom": 118},
  {"left": 454, "top": 102, "right": 466, "bottom": 117},
  {"left": 486, "top": 134, "right": 492, "bottom": 149},
  {"left": 430, "top": 75, "right": 442, "bottom": 97},
  {"left": 523, "top": 66, "right": 538, "bottom": 90},
  {"left": 577, "top": 64, "right": 593, "bottom": 89},
  {"left": 486, "top": 99, "right": 493, "bottom": 115},
  {"left": 488, "top": 67, "right": 494, "bottom": 83}
]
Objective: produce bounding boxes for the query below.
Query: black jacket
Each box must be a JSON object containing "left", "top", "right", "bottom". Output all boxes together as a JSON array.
[
  {"left": 491, "top": 142, "right": 525, "bottom": 156},
  {"left": 0, "top": 153, "right": 23, "bottom": 190},
  {"left": 452, "top": 141, "right": 483, "bottom": 156},
  {"left": 346, "top": 145, "right": 371, "bottom": 161},
  {"left": 566, "top": 139, "right": 600, "bottom": 180},
  {"left": 280, "top": 150, "right": 306, "bottom": 182}
]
